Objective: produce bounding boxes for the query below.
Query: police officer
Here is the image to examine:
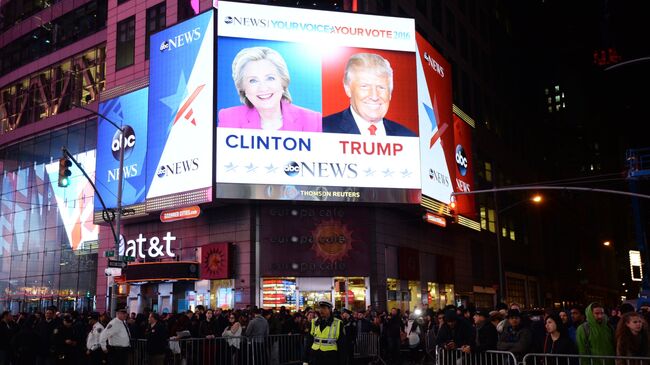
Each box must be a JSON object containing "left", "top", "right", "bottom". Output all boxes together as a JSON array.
[
  {"left": 86, "top": 312, "right": 105, "bottom": 365},
  {"left": 100, "top": 308, "right": 132, "bottom": 365},
  {"left": 303, "top": 300, "right": 346, "bottom": 365}
]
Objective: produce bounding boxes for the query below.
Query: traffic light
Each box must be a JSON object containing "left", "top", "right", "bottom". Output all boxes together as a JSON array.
[
  {"left": 58, "top": 157, "right": 72, "bottom": 187},
  {"left": 448, "top": 198, "right": 458, "bottom": 223}
]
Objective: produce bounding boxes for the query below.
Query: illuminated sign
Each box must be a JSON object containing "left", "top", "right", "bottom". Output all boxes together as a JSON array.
[
  {"left": 215, "top": 1, "right": 419, "bottom": 203},
  {"left": 630, "top": 250, "right": 643, "bottom": 282},
  {"left": 160, "top": 206, "right": 201, "bottom": 222},
  {"left": 425, "top": 212, "right": 446, "bottom": 227},
  {"left": 147, "top": 10, "right": 214, "bottom": 201},
  {"left": 95, "top": 87, "right": 149, "bottom": 209},
  {"left": 118, "top": 232, "right": 177, "bottom": 260},
  {"left": 416, "top": 32, "right": 454, "bottom": 205}
]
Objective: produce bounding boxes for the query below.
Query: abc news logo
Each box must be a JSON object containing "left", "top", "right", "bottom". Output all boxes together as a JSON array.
[
  {"left": 283, "top": 161, "right": 358, "bottom": 178},
  {"left": 455, "top": 144, "right": 468, "bottom": 177},
  {"left": 423, "top": 52, "right": 445, "bottom": 78},
  {"left": 111, "top": 126, "right": 136, "bottom": 161}
]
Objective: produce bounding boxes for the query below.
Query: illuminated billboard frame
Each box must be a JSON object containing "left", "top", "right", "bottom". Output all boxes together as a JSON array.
[
  {"left": 95, "top": 87, "right": 149, "bottom": 209},
  {"left": 146, "top": 9, "right": 215, "bottom": 209},
  {"left": 214, "top": 1, "right": 421, "bottom": 203}
]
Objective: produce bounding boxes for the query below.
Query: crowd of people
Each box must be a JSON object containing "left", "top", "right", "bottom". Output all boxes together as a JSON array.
[{"left": 1, "top": 300, "right": 650, "bottom": 365}]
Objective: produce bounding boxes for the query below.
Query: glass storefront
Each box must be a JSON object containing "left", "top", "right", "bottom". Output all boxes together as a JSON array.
[
  {"left": 427, "top": 282, "right": 455, "bottom": 310},
  {"left": 334, "top": 277, "right": 368, "bottom": 311},
  {"left": 0, "top": 121, "right": 99, "bottom": 313},
  {"left": 262, "top": 277, "right": 369, "bottom": 310},
  {"left": 210, "top": 279, "right": 235, "bottom": 309},
  {"left": 262, "top": 277, "right": 298, "bottom": 310}
]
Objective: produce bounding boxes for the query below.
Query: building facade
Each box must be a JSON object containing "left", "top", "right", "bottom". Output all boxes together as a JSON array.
[{"left": 2, "top": 0, "right": 603, "bottom": 315}]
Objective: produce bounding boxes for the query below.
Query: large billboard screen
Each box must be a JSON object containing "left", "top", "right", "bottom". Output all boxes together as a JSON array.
[
  {"left": 95, "top": 87, "right": 148, "bottom": 209},
  {"left": 215, "top": 1, "right": 420, "bottom": 203},
  {"left": 147, "top": 10, "right": 214, "bottom": 200},
  {"left": 416, "top": 33, "right": 455, "bottom": 205}
]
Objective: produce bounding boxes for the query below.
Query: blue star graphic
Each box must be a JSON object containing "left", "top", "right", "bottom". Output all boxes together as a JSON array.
[{"left": 159, "top": 70, "right": 189, "bottom": 132}]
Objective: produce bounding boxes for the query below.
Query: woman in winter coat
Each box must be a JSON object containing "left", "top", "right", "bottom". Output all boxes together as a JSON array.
[{"left": 615, "top": 312, "right": 650, "bottom": 365}]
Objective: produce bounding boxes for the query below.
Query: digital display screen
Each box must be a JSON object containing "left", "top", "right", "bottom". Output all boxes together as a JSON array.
[
  {"left": 95, "top": 87, "right": 148, "bottom": 209},
  {"left": 215, "top": 1, "right": 420, "bottom": 203},
  {"left": 147, "top": 10, "right": 214, "bottom": 201}
]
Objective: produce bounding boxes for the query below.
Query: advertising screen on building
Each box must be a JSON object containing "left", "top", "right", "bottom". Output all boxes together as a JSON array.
[
  {"left": 416, "top": 33, "right": 455, "bottom": 206},
  {"left": 215, "top": 1, "right": 420, "bottom": 203},
  {"left": 452, "top": 114, "right": 476, "bottom": 218},
  {"left": 147, "top": 10, "right": 214, "bottom": 201},
  {"left": 95, "top": 87, "right": 148, "bottom": 209}
]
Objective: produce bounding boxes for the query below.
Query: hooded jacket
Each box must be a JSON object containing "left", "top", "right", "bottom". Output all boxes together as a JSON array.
[{"left": 576, "top": 303, "right": 615, "bottom": 356}]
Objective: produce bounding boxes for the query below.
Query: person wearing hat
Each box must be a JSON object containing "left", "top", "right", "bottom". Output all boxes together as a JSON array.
[
  {"left": 100, "top": 308, "right": 132, "bottom": 365},
  {"left": 303, "top": 299, "right": 346, "bottom": 365},
  {"left": 462, "top": 309, "right": 497, "bottom": 355},
  {"left": 341, "top": 308, "right": 357, "bottom": 365},
  {"left": 86, "top": 312, "right": 105, "bottom": 365},
  {"left": 435, "top": 309, "right": 475, "bottom": 352},
  {"left": 497, "top": 309, "right": 532, "bottom": 360}
]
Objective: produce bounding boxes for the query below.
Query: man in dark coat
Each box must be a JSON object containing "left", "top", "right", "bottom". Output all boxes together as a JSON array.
[
  {"left": 323, "top": 53, "right": 416, "bottom": 137},
  {"left": 146, "top": 312, "right": 169, "bottom": 365}
]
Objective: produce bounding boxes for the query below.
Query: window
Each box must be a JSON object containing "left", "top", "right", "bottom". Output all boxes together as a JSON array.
[
  {"left": 480, "top": 206, "right": 487, "bottom": 230},
  {"left": 146, "top": 3, "right": 166, "bottom": 60},
  {"left": 487, "top": 209, "right": 495, "bottom": 233},
  {"left": 116, "top": 16, "right": 136, "bottom": 69},
  {"left": 484, "top": 162, "right": 492, "bottom": 182},
  {"left": 178, "top": 0, "right": 197, "bottom": 22},
  {"left": 0, "top": 0, "right": 107, "bottom": 77}
]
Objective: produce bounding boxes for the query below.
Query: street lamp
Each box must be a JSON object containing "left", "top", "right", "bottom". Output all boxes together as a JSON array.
[
  {"left": 494, "top": 194, "right": 543, "bottom": 303},
  {"left": 603, "top": 241, "right": 612, "bottom": 247},
  {"left": 72, "top": 103, "right": 124, "bottom": 317}
]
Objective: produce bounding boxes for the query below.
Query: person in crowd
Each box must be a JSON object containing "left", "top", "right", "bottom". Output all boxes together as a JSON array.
[
  {"left": 35, "top": 306, "right": 60, "bottom": 365},
  {"left": 356, "top": 310, "right": 372, "bottom": 334},
  {"left": 218, "top": 46, "right": 322, "bottom": 132},
  {"left": 497, "top": 309, "right": 532, "bottom": 360},
  {"left": 52, "top": 315, "right": 81, "bottom": 364},
  {"left": 560, "top": 310, "right": 571, "bottom": 328},
  {"left": 146, "top": 312, "right": 169, "bottom": 365},
  {"left": 86, "top": 312, "right": 105, "bottom": 365},
  {"left": 341, "top": 308, "right": 357, "bottom": 365},
  {"left": 323, "top": 53, "right": 416, "bottom": 136},
  {"left": 490, "top": 311, "right": 504, "bottom": 330},
  {"left": 303, "top": 300, "right": 346, "bottom": 365},
  {"left": 576, "top": 302, "right": 615, "bottom": 357},
  {"left": 541, "top": 313, "right": 577, "bottom": 354},
  {"left": 223, "top": 312, "right": 243, "bottom": 365},
  {"left": 199, "top": 309, "right": 219, "bottom": 339},
  {"left": 569, "top": 306, "right": 586, "bottom": 343},
  {"left": 620, "top": 303, "right": 636, "bottom": 315},
  {"left": 496, "top": 303, "right": 509, "bottom": 333},
  {"left": 100, "top": 308, "right": 132, "bottom": 365},
  {"left": 610, "top": 308, "right": 622, "bottom": 330},
  {"left": 462, "top": 309, "right": 497, "bottom": 354},
  {"left": 385, "top": 308, "right": 405, "bottom": 363},
  {"left": 245, "top": 307, "right": 269, "bottom": 365},
  {"left": 436, "top": 309, "right": 475, "bottom": 351},
  {"left": 615, "top": 311, "right": 650, "bottom": 363},
  {"left": 0, "top": 310, "right": 18, "bottom": 365}
]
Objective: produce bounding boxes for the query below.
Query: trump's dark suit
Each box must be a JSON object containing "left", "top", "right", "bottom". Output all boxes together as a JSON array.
[{"left": 322, "top": 108, "right": 416, "bottom": 136}]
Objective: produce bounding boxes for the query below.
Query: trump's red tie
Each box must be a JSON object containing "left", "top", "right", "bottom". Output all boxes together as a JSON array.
[{"left": 368, "top": 124, "right": 377, "bottom": 135}]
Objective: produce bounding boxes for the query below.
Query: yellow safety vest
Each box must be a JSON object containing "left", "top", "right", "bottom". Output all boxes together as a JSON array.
[{"left": 310, "top": 317, "right": 341, "bottom": 352}]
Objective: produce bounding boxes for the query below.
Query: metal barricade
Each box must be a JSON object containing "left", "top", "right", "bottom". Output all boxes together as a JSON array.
[
  {"left": 129, "top": 334, "right": 305, "bottom": 365},
  {"left": 354, "top": 332, "right": 387, "bottom": 364},
  {"left": 436, "top": 346, "right": 519, "bottom": 365},
  {"left": 523, "top": 353, "right": 650, "bottom": 365}
]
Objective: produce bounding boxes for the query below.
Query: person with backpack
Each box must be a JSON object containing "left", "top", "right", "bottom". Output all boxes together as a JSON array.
[{"left": 576, "top": 302, "right": 615, "bottom": 357}]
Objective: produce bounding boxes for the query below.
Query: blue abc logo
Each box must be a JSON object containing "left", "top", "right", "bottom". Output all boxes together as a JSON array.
[
  {"left": 455, "top": 145, "right": 468, "bottom": 176},
  {"left": 284, "top": 161, "right": 300, "bottom": 177}
]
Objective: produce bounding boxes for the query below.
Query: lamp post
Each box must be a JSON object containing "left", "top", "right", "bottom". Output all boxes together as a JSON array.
[
  {"left": 494, "top": 194, "right": 543, "bottom": 303},
  {"left": 72, "top": 103, "right": 124, "bottom": 318}
]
